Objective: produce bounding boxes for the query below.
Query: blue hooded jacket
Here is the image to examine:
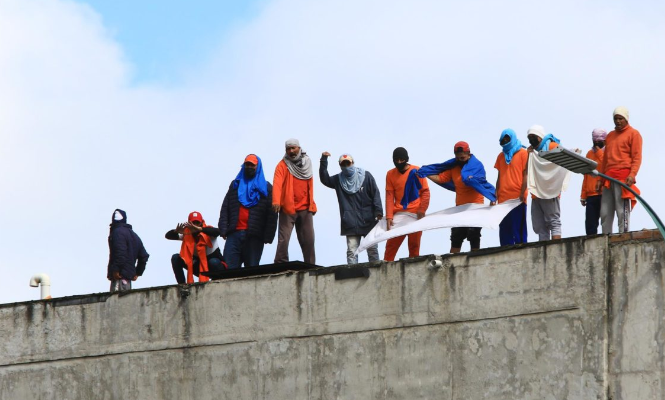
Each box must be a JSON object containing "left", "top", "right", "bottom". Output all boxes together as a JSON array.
[{"left": 107, "top": 209, "right": 149, "bottom": 280}]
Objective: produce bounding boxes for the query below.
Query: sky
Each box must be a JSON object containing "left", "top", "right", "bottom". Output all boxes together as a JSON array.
[{"left": 1, "top": 0, "right": 663, "bottom": 304}]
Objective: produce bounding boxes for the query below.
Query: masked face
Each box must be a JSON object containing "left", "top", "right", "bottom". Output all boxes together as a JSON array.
[
  {"left": 594, "top": 141, "right": 605, "bottom": 149},
  {"left": 393, "top": 159, "right": 408, "bottom": 171},
  {"left": 528, "top": 135, "right": 541, "bottom": 148},
  {"left": 341, "top": 167, "right": 355, "bottom": 177},
  {"left": 244, "top": 163, "right": 257, "bottom": 178},
  {"left": 500, "top": 135, "right": 511, "bottom": 146}
]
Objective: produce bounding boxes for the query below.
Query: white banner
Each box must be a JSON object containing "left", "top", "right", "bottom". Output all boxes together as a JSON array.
[{"left": 356, "top": 199, "right": 522, "bottom": 254}]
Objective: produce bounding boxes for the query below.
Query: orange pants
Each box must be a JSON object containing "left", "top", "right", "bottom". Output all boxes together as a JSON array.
[{"left": 383, "top": 231, "right": 422, "bottom": 261}]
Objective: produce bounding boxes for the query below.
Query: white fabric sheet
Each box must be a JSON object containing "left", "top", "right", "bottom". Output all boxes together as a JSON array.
[
  {"left": 356, "top": 199, "right": 522, "bottom": 254},
  {"left": 527, "top": 148, "right": 575, "bottom": 199}
]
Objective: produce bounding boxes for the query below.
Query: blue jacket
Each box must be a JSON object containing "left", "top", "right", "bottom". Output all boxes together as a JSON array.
[
  {"left": 107, "top": 221, "right": 149, "bottom": 281},
  {"left": 320, "top": 156, "right": 383, "bottom": 236},
  {"left": 218, "top": 182, "right": 278, "bottom": 243}
]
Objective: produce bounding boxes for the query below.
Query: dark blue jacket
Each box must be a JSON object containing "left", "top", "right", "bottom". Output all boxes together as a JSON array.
[
  {"left": 218, "top": 182, "right": 278, "bottom": 244},
  {"left": 320, "top": 156, "right": 383, "bottom": 236},
  {"left": 107, "top": 221, "right": 149, "bottom": 280}
]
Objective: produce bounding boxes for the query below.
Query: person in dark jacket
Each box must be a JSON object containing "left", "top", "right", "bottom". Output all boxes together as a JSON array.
[
  {"left": 166, "top": 211, "right": 225, "bottom": 284},
  {"left": 320, "top": 152, "right": 383, "bottom": 264},
  {"left": 107, "top": 209, "right": 149, "bottom": 292},
  {"left": 218, "top": 154, "right": 278, "bottom": 269}
]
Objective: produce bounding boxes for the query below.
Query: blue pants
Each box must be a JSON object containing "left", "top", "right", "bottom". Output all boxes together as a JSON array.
[
  {"left": 499, "top": 202, "right": 528, "bottom": 246},
  {"left": 585, "top": 195, "right": 602, "bottom": 235},
  {"left": 223, "top": 230, "right": 265, "bottom": 269},
  {"left": 171, "top": 254, "right": 224, "bottom": 284}
]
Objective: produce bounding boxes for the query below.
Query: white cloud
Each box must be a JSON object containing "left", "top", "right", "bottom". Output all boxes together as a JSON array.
[{"left": 1, "top": 0, "right": 663, "bottom": 304}]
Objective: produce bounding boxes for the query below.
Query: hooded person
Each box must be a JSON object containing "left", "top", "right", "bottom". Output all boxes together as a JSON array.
[
  {"left": 166, "top": 211, "right": 225, "bottom": 284},
  {"left": 596, "top": 106, "right": 643, "bottom": 233},
  {"left": 383, "top": 147, "right": 430, "bottom": 261},
  {"left": 526, "top": 124, "right": 572, "bottom": 241},
  {"left": 492, "top": 129, "right": 529, "bottom": 245},
  {"left": 580, "top": 128, "right": 608, "bottom": 235},
  {"left": 218, "top": 154, "right": 278, "bottom": 269},
  {"left": 417, "top": 141, "right": 496, "bottom": 253},
  {"left": 320, "top": 151, "right": 383, "bottom": 264},
  {"left": 107, "top": 209, "right": 149, "bottom": 292},
  {"left": 272, "top": 139, "right": 317, "bottom": 264}
]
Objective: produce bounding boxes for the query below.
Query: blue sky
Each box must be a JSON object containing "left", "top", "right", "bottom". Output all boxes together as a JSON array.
[
  {"left": 75, "top": 0, "right": 265, "bottom": 84},
  {"left": 1, "top": 0, "right": 664, "bottom": 304}
]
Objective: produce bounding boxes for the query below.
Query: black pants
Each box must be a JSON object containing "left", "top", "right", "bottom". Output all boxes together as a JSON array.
[
  {"left": 171, "top": 254, "right": 224, "bottom": 284},
  {"left": 451, "top": 227, "right": 482, "bottom": 249},
  {"left": 585, "top": 195, "right": 602, "bottom": 235}
]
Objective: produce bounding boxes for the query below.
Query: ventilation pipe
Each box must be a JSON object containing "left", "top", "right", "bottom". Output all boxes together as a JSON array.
[{"left": 29, "top": 274, "right": 51, "bottom": 300}]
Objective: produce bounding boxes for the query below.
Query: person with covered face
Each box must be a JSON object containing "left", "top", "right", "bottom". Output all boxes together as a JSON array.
[
  {"left": 526, "top": 125, "right": 569, "bottom": 241},
  {"left": 596, "top": 106, "right": 643, "bottom": 233},
  {"left": 320, "top": 152, "right": 383, "bottom": 264},
  {"left": 166, "top": 211, "right": 224, "bottom": 284},
  {"left": 580, "top": 128, "right": 607, "bottom": 235},
  {"left": 420, "top": 141, "right": 497, "bottom": 253},
  {"left": 107, "top": 209, "right": 149, "bottom": 292},
  {"left": 272, "top": 139, "right": 317, "bottom": 264},
  {"left": 218, "top": 154, "right": 277, "bottom": 269},
  {"left": 494, "top": 129, "right": 529, "bottom": 245},
  {"left": 383, "top": 147, "right": 430, "bottom": 261}
]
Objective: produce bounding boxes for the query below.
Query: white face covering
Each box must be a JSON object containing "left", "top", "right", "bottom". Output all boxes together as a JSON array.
[{"left": 114, "top": 211, "right": 124, "bottom": 221}]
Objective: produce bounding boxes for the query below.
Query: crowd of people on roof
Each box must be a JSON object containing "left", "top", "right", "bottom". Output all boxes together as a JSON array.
[{"left": 106, "top": 106, "right": 643, "bottom": 292}]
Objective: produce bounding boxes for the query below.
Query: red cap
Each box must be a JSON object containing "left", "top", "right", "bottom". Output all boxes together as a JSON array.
[
  {"left": 188, "top": 211, "right": 204, "bottom": 223},
  {"left": 244, "top": 154, "right": 258, "bottom": 165},
  {"left": 454, "top": 141, "right": 470, "bottom": 153}
]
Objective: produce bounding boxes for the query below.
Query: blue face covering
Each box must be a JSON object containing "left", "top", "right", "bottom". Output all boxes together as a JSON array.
[
  {"left": 499, "top": 128, "right": 523, "bottom": 165},
  {"left": 233, "top": 155, "right": 269, "bottom": 207},
  {"left": 339, "top": 165, "right": 366, "bottom": 194}
]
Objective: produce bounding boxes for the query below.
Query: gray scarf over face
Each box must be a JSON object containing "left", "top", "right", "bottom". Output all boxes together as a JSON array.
[{"left": 284, "top": 148, "right": 313, "bottom": 180}]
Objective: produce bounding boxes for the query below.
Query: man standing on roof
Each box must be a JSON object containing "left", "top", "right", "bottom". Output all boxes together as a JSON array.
[
  {"left": 272, "top": 139, "right": 317, "bottom": 264},
  {"left": 596, "top": 106, "right": 643, "bottom": 234},
  {"left": 581, "top": 128, "right": 607, "bottom": 235},
  {"left": 320, "top": 152, "right": 383, "bottom": 264},
  {"left": 493, "top": 129, "right": 529, "bottom": 245},
  {"left": 526, "top": 125, "right": 570, "bottom": 241},
  {"left": 107, "top": 209, "right": 149, "bottom": 292},
  {"left": 166, "top": 211, "right": 225, "bottom": 284},
  {"left": 421, "top": 141, "right": 497, "bottom": 253},
  {"left": 384, "top": 147, "right": 430, "bottom": 261},
  {"left": 218, "top": 154, "right": 278, "bottom": 269}
]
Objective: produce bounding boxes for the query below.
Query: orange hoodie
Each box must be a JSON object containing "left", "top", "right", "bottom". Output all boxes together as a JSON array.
[{"left": 272, "top": 160, "right": 317, "bottom": 215}]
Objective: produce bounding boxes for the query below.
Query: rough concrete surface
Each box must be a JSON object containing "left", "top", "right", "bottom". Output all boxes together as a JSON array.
[{"left": 0, "top": 233, "right": 662, "bottom": 399}]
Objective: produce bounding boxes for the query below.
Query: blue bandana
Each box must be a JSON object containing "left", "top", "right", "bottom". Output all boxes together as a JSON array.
[
  {"left": 339, "top": 165, "right": 366, "bottom": 194},
  {"left": 500, "top": 128, "right": 524, "bottom": 165},
  {"left": 536, "top": 134, "right": 561, "bottom": 151},
  {"left": 233, "top": 155, "right": 269, "bottom": 208}
]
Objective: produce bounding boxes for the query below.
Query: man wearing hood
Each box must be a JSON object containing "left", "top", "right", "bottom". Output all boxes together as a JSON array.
[
  {"left": 422, "top": 141, "right": 497, "bottom": 253},
  {"left": 581, "top": 128, "right": 607, "bottom": 235},
  {"left": 320, "top": 152, "right": 383, "bottom": 264},
  {"left": 596, "top": 106, "right": 643, "bottom": 233},
  {"left": 167, "top": 211, "right": 225, "bottom": 283},
  {"left": 384, "top": 147, "right": 430, "bottom": 261},
  {"left": 526, "top": 125, "right": 570, "bottom": 241},
  {"left": 272, "top": 139, "right": 317, "bottom": 264},
  {"left": 494, "top": 129, "right": 529, "bottom": 245},
  {"left": 107, "top": 209, "right": 149, "bottom": 292},
  {"left": 219, "top": 154, "right": 278, "bottom": 269}
]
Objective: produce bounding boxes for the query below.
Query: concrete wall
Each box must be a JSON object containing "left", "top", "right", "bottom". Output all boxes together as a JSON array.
[{"left": 0, "top": 233, "right": 662, "bottom": 400}]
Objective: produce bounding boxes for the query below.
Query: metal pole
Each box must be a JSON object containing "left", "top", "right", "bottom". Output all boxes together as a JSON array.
[{"left": 594, "top": 171, "right": 665, "bottom": 239}]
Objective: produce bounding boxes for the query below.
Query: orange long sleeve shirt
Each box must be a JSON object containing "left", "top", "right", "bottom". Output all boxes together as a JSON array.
[
  {"left": 599, "top": 125, "right": 642, "bottom": 178},
  {"left": 385, "top": 165, "right": 430, "bottom": 219},
  {"left": 580, "top": 148, "right": 604, "bottom": 200},
  {"left": 272, "top": 160, "right": 317, "bottom": 215}
]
